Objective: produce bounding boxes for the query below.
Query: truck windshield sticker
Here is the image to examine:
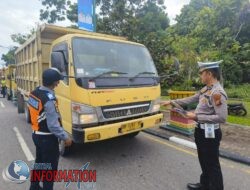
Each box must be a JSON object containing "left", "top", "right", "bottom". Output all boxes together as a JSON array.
[
  {"left": 88, "top": 81, "right": 96, "bottom": 88},
  {"left": 28, "top": 97, "right": 39, "bottom": 110},
  {"left": 77, "top": 68, "right": 84, "bottom": 74}
]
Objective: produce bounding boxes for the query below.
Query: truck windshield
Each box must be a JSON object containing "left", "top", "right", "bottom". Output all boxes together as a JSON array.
[{"left": 72, "top": 37, "right": 157, "bottom": 78}]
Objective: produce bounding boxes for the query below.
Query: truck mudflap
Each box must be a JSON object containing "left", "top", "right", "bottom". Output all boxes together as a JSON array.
[{"left": 72, "top": 113, "right": 163, "bottom": 143}]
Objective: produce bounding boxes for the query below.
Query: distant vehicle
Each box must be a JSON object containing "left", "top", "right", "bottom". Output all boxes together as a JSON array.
[
  {"left": 228, "top": 103, "right": 247, "bottom": 116},
  {"left": 5, "top": 64, "right": 17, "bottom": 101},
  {"left": 15, "top": 24, "right": 163, "bottom": 155}
]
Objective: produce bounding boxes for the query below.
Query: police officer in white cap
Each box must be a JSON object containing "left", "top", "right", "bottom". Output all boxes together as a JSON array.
[{"left": 162, "top": 60, "right": 227, "bottom": 190}]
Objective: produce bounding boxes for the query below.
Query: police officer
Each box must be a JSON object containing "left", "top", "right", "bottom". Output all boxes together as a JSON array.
[
  {"left": 162, "top": 61, "right": 227, "bottom": 190},
  {"left": 29, "top": 68, "right": 72, "bottom": 190}
]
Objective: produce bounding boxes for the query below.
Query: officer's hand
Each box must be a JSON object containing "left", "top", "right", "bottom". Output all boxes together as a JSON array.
[
  {"left": 64, "top": 138, "right": 72, "bottom": 147},
  {"left": 186, "top": 112, "right": 197, "bottom": 120},
  {"left": 160, "top": 100, "right": 171, "bottom": 107}
]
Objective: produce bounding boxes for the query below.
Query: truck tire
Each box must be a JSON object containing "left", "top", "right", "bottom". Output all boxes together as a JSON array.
[
  {"left": 59, "top": 139, "right": 71, "bottom": 156},
  {"left": 17, "top": 92, "right": 25, "bottom": 114},
  {"left": 124, "top": 131, "right": 140, "bottom": 138},
  {"left": 237, "top": 108, "right": 247, "bottom": 116},
  {"left": 25, "top": 103, "right": 31, "bottom": 123},
  {"left": 7, "top": 93, "right": 11, "bottom": 101}
]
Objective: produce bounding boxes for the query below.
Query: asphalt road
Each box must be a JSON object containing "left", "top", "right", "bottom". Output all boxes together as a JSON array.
[{"left": 0, "top": 98, "right": 249, "bottom": 190}]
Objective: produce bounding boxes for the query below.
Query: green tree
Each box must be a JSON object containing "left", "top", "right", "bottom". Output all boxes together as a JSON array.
[
  {"left": 2, "top": 27, "right": 36, "bottom": 66},
  {"left": 168, "top": 0, "right": 250, "bottom": 85},
  {"left": 39, "top": 0, "right": 71, "bottom": 23},
  {"left": 39, "top": 0, "right": 169, "bottom": 37},
  {"left": 38, "top": 0, "right": 170, "bottom": 77},
  {"left": 11, "top": 28, "right": 36, "bottom": 45},
  {"left": 38, "top": 0, "right": 249, "bottom": 86},
  {"left": 1, "top": 47, "right": 18, "bottom": 66}
]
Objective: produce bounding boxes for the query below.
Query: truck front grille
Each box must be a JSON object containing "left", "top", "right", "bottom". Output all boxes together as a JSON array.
[{"left": 101, "top": 101, "right": 151, "bottom": 119}]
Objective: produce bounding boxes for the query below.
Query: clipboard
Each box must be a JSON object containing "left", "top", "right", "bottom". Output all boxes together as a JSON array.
[{"left": 171, "top": 107, "right": 188, "bottom": 118}]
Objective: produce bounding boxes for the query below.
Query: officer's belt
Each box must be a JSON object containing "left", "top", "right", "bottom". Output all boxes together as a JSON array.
[
  {"left": 197, "top": 123, "right": 220, "bottom": 130},
  {"left": 33, "top": 130, "right": 53, "bottom": 135}
]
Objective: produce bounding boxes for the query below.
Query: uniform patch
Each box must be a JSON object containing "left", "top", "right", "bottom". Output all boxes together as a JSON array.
[
  {"left": 213, "top": 93, "right": 222, "bottom": 106},
  {"left": 28, "top": 96, "right": 39, "bottom": 110},
  {"left": 47, "top": 93, "right": 55, "bottom": 100},
  {"left": 202, "top": 98, "right": 207, "bottom": 104},
  {"left": 207, "top": 90, "right": 212, "bottom": 95},
  {"left": 200, "top": 86, "right": 208, "bottom": 94}
]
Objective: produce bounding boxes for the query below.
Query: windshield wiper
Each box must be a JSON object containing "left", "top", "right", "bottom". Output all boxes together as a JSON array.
[
  {"left": 130, "top": 71, "right": 156, "bottom": 81},
  {"left": 91, "top": 70, "right": 128, "bottom": 80}
]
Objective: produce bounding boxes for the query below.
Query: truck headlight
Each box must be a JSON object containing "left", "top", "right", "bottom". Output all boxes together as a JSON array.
[
  {"left": 151, "top": 98, "right": 161, "bottom": 112},
  {"left": 72, "top": 102, "right": 98, "bottom": 125}
]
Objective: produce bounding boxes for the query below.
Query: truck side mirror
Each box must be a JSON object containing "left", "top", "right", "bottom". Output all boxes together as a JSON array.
[{"left": 51, "top": 52, "right": 66, "bottom": 73}]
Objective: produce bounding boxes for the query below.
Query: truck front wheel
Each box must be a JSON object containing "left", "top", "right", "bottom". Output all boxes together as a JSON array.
[
  {"left": 124, "top": 131, "right": 140, "bottom": 138},
  {"left": 17, "top": 92, "right": 25, "bottom": 113},
  {"left": 25, "top": 103, "right": 31, "bottom": 123},
  {"left": 7, "top": 91, "right": 11, "bottom": 101}
]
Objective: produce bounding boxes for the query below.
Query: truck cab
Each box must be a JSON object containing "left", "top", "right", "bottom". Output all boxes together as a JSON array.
[{"left": 51, "top": 34, "right": 163, "bottom": 144}]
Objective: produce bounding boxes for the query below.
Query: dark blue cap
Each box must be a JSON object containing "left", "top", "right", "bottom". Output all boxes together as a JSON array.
[{"left": 42, "top": 68, "right": 63, "bottom": 86}]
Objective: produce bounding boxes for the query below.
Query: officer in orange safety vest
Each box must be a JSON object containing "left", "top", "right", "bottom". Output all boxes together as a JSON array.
[{"left": 28, "top": 68, "right": 72, "bottom": 190}]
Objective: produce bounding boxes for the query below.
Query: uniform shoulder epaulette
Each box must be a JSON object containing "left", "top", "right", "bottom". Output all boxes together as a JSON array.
[
  {"left": 200, "top": 86, "right": 208, "bottom": 94},
  {"left": 212, "top": 88, "right": 227, "bottom": 100},
  {"left": 46, "top": 93, "right": 55, "bottom": 100}
]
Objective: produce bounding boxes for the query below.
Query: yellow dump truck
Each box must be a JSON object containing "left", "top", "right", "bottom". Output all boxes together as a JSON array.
[
  {"left": 15, "top": 24, "right": 163, "bottom": 155},
  {"left": 0, "top": 68, "right": 5, "bottom": 78},
  {"left": 5, "top": 65, "right": 17, "bottom": 100}
]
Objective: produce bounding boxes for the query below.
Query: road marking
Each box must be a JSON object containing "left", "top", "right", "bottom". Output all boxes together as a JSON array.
[
  {"left": 142, "top": 133, "right": 197, "bottom": 156},
  {"left": 169, "top": 136, "right": 197, "bottom": 149},
  {"left": 0, "top": 101, "right": 5, "bottom": 108},
  {"left": 13, "top": 127, "right": 34, "bottom": 161},
  {"left": 142, "top": 133, "right": 250, "bottom": 175}
]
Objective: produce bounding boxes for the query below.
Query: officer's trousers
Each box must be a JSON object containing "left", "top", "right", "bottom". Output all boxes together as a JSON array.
[
  {"left": 1, "top": 86, "right": 6, "bottom": 98},
  {"left": 30, "top": 133, "right": 59, "bottom": 190},
  {"left": 194, "top": 127, "right": 223, "bottom": 190}
]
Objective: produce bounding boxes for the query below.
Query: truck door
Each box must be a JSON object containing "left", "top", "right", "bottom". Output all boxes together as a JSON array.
[{"left": 51, "top": 42, "right": 72, "bottom": 134}]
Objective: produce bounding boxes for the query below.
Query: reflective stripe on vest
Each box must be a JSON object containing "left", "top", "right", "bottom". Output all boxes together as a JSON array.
[
  {"left": 1, "top": 80, "right": 6, "bottom": 86},
  {"left": 28, "top": 88, "right": 52, "bottom": 133}
]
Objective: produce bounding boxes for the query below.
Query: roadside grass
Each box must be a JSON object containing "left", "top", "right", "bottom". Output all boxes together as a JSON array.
[
  {"left": 225, "top": 84, "right": 250, "bottom": 100},
  {"left": 161, "top": 96, "right": 170, "bottom": 100},
  {"left": 161, "top": 96, "right": 250, "bottom": 127}
]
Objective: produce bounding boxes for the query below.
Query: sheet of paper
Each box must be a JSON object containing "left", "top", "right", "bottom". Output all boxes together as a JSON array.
[{"left": 172, "top": 108, "right": 188, "bottom": 118}]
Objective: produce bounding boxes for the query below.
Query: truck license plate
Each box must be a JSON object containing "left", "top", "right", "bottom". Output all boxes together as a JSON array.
[{"left": 120, "top": 121, "right": 142, "bottom": 133}]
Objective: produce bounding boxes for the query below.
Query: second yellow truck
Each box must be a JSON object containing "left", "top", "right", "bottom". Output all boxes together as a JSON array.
[
  {"left": 4, "top": 65, "right": 17, "bottom": 101},
  {"left": 15, "top": 24, "right": 163, "bottom": 155}
]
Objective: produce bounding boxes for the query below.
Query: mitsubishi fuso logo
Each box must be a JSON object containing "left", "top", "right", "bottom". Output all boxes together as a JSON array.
[{"left": 126, "top": 109, "right": 131, "bottom": 116}]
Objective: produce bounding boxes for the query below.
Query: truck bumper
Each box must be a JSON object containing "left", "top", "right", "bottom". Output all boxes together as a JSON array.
[{"left": 72, "top": 113, "right": 163, "bottom": 143}]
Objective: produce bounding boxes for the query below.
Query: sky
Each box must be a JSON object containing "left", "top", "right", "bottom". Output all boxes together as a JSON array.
[{"left": 0, "top": 0, "right": 190, "bottom": 68}]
